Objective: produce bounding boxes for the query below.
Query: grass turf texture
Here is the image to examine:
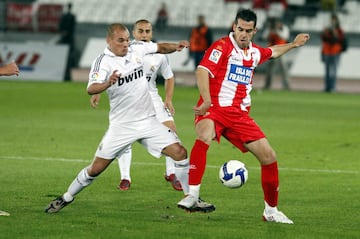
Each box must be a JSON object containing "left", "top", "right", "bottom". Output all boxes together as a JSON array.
[{"left": 0, "top": 80, "right": 359, "bottom": 239}]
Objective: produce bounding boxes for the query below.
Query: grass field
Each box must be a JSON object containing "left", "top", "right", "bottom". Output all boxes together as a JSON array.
[{"left": 0, "top": 80, "right": 359, "bottom": 239}]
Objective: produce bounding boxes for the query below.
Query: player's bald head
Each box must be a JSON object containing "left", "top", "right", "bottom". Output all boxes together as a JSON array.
[
  {"left": 134, "top": 19, "right": 152, "bottom": 28},
  {"left": 107, "top": 23, "right": 129, "bottom": 38}
]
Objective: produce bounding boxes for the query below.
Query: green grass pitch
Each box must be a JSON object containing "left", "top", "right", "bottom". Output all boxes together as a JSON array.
[{"left": 0, "top": 80, "right": 359, "bottom": 239}]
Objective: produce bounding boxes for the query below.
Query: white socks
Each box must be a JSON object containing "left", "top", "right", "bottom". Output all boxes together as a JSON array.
[
  {"left": 118, "top": 146, "right": 132, "bottom": 181},
  {"left": 189, "top": 185, "right": 201, "bottom": 199},
  {"left": 264, "top": 201, "right": 278, "bottom": 215},
  {"left": 165, "top": 156, "right": 176, "bottom": 176},
  {"left": 174, "top": 158, "right": 189, "bottom": 195},
  {"left": 65, "top": 167, "right": 95, "bottom": 201}
]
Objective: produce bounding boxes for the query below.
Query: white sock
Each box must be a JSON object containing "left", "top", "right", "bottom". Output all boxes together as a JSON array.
[
  {"left": 66, "top": 167, "right": 95, "bottom": 199},
  {"left": 189, "top": 185, "right": 200, "bottom": 199},
  {"left": 63, "top": 192, "right": 73, "bottom": 202},
  {"left": 264, "top": 201, "right": 278, "bottom": 214},
  {"left": 165, "top": 156, "right": 175, "bottom": 176},
  {"left": 118, "top": 146, "right": 132, "bottom": 181},
  {"left": 174, "top": 158, "right": 189, "bottom": 195}
]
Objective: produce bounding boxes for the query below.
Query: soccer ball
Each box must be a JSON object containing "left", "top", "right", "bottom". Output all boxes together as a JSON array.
[{"left": 219, "top": 160, "right": 248, "bottom": 188}]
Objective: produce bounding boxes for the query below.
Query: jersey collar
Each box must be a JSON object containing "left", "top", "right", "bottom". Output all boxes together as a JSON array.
[{"left": 229, "top": 32, "right": 252, "bottom": 55}]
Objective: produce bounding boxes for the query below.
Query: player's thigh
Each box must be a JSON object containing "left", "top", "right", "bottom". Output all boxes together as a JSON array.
[
  {"left": 162, "top": 120, "right": 177, "bottom": 133},
  {"left": 141, "top": 119, "right": 182, "bottom": 159},
  {"left": 195, "top": 119, "right": 216, "bottom": 144},
  {"left": 224, "top": 116, "right": 265, "bottom": 153},
  {"left": 95, "top": 126, "right": 136, "bottom": 160},
  {"left": 245, "top": 138, "right": 276, "bottom": 165},
  {"left": 155, "top": 105, "right": 174, "bottom": 124}
]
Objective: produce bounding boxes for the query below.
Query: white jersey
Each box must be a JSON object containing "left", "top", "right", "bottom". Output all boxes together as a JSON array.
[
  {"left": 87, "top": 41, "right": 158, "bottom": 125},
  {"left": 143, "top": 47, "right": 174, "bottom": 123},
  {"left": 144, "top": 50, "right": 174, "bottom": 97}
]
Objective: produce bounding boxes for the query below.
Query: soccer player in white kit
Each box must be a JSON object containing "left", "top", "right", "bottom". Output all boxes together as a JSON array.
[
  {"left": 45, "top": 23, "right": 214, "bottom": 213},
  {"left": 91, "top": 19, "right": 182, "bottom": 191}
]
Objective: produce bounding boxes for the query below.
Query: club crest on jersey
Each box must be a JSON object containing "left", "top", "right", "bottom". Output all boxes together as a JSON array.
[
  {"left": 227, "top": 64, "right": 253, "bottom": 85},
  {"left": 209, "top": 49, "right": 222, "bottom": 64},
  {"left": 135, "top": 57, "right": 142, "bottom": 64}
]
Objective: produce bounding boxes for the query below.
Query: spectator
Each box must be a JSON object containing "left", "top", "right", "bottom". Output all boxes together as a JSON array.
[
  {"left": 321, "top": 13, "right": 345, "bottom": 93},
  {"left": 321, "top": 0, "right": 336, "bottom": 11},
  {"left": 155, "top": 2, "right": 169, "bottom": 32},
  {"left": 262, "top": 18, "right": 290, "bottom": 90},
  {"left": 58, "top": 3, "right": 76, "bottom": 81},
  {"left": 253, "top": 0, "right": 288, "bottom": 10},
  {"left": 188, "top": 15, "right": 213, "bottom": 70}
]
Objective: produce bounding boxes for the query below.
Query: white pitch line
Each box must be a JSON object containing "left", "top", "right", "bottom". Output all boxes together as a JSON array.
[{"left": 0, "top": 155, "right": 359, "bottom": 175}]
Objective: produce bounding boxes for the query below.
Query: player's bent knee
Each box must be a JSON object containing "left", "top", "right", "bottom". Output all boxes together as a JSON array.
[
  {"left": 260, "top": 149, "right": 277, "bottom": 165},
  {"left": 162, "top": 143, "right": 187, "bottom": 161}
]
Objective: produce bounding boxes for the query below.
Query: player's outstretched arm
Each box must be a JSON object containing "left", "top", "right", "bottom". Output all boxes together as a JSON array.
[
  {"left": 157, "top": 40, "right": 189, "bottom": 54},
  {"left": 270, "top": 33, "right": 310, "bottom": 58},
  {"left": 0, "top": 62, "right": 19, "bottom": 76},
  {"left": 292, "top": 33, "right": 311, "bottom": 47}
]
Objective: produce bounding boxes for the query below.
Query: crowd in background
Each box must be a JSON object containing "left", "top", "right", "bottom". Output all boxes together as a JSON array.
[{"left": 0, "top": 0, "right": 353, "bottom": 93}]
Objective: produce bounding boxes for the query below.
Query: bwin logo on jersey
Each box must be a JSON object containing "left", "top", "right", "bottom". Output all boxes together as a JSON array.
[
  {"left": 228, "top": 64, "right": 253, "bottom": 85},
  {"left": 117, "top": 67, "right": 143, "bottom": 86}
]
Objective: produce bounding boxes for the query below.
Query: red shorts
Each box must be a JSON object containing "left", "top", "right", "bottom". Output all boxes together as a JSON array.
[{"left": 195, "top": 106, "right": 266, "bottom": 153}]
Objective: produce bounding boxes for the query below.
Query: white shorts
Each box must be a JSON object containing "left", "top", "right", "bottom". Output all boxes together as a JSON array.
[
  {"left": 95, "top": 116, "right": 180, "bottom": 160},
  {"left": 152, "top": 94, "right": 174, "bottom": 123}
]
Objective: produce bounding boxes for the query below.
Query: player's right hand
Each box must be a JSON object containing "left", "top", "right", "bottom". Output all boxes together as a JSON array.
[
  {"left": 193, "top": 102, "right": 211, "bottom": 116},
  {"left": 108, "top": 70, "right": 120, "bottom": 86}
]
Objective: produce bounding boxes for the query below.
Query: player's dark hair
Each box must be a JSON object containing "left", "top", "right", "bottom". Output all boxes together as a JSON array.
[
  {"left": 235, "top": 9, "right": 257, "bottom": 28},
  {"left": 135, "top": 19, "right": 151, "bottom": 26}
]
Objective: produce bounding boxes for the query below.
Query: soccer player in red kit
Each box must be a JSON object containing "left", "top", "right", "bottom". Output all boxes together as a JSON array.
[{"left": 177, "top": 9, "right": 310, "bottom": 224}]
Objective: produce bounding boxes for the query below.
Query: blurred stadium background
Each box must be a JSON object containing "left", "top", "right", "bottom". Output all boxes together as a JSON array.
[{"left": 1, "top": 0, "right": 360, "bottom": 92}]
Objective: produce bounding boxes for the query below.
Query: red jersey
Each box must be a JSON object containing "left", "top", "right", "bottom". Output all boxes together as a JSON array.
[{"left": 198, "top": 32, "right": 272, "bottom": 112}]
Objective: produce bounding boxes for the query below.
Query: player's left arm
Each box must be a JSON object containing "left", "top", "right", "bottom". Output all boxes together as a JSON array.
[
  {"left": 90, "top": 94, "right": 101, "bottom": 108},
  {"left": 164, "top": 76, "right": 175, "bottom": 115},
  {"left": 270, "top": 33, "right": 310, "bottom": 58},
  {"left": 157, "top": 40, "right": 189, "bottom": 54}
]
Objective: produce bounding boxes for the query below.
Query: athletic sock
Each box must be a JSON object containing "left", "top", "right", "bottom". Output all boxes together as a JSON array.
[
  {"left": 118, "top": 146, "right": 132, "bottom": 181},
  {"left": 261, "top": 161, "right": 279, "bottom": 207},
  {"left": 165, "top": 156, "right": 175, "bottom": 176},
  {"left": 264, "top": 201, "right": 278, "bottom": 215},
  {"left": 174, "top": 158, "right": 189, "bottom": 194},
  {"left": 66, "top": 167, "right": 96, "bottom": 198},
  {"left": 189, "top": 139, "right": 209, "bottom": 185},
  {"left": 189, "top": 185, "right": 200, "bottom": 199}
]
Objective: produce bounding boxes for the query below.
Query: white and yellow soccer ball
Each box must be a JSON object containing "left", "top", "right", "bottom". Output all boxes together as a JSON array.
[{"left": 219, "top": 160, "right": 248, "bottom": 188}]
